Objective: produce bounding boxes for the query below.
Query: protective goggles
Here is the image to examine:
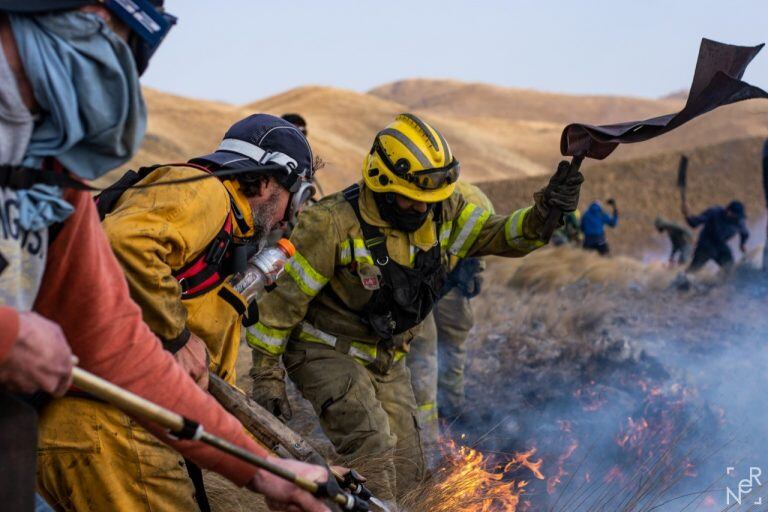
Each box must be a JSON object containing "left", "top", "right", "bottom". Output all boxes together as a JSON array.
[
  {"left": 374, "top": 140, "right": 460, "bottom": 190},
  {"left": 104, "top": 0, "right": 177, "bottom": 75}
]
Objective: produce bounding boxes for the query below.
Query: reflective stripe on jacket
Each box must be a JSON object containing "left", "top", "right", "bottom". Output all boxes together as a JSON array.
[{"left": 247, "top": 181, "right": 543, "bottom": 359}]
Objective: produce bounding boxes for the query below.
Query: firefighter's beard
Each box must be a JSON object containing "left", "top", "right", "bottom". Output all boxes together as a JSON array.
[{"left": 249, "top": 189, "right": 282, "bottom": 250}]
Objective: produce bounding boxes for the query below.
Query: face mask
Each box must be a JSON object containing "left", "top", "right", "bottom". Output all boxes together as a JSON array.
[
  {"left": 10, "top": 11, "right": 147, "bottom": 180},
  {"left": 374, "top": 192, "right": 433, "bottom": 232}
]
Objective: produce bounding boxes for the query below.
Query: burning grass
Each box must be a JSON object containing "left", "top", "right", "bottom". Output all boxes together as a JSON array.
[
  {"left": 400, "top": 436, "right": 544, "bottom": 512},
  {"left": 213, "top": 249, "right": 768, "bottom": 511}
]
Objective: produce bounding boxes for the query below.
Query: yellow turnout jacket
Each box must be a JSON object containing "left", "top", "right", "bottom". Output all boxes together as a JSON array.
[{"left": 102, "top": 165, "right": 256, "bottom": 383}]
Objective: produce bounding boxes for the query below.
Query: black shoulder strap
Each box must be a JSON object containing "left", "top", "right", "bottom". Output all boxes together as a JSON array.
[
  {"left": 95, "top": 166, "right": 161, "bottom": 220},
  {"left": 342, "top": 184, "right": 389, "bottom": 266},
  {"left": 229, "top": 195, "right": 250, "bottom": 234}
]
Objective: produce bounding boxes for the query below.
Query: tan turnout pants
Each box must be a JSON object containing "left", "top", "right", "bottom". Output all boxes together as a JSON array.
[{"left": 283, "top": 344, "right": 425, "bottom": 503}]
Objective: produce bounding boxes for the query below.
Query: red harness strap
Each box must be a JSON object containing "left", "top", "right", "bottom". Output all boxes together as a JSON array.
[{"left": 174, "top": 215, "right": 234, "bottom": 298}]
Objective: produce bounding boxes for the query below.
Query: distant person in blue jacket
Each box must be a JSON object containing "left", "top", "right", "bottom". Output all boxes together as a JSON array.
[
  {"left": 685, "top": 200, "right": 749, "bottom": 272},
  {"left": 581, "top": 199, "right": 619, "bottom": 255}
]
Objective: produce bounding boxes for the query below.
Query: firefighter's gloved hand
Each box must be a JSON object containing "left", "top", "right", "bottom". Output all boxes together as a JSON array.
[
  {"left": 526, "top": 160, "right": 584, "bottom": 239},
  {"left": 250, "top": 351, "right": 292, "bottom": 421}
]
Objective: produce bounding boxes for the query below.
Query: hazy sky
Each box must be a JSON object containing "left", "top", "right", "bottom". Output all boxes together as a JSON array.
[{"left": 142, "top": 0, "right": 768, "bottom": 104}]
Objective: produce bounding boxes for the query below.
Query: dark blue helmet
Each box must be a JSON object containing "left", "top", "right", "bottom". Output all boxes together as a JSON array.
[{"left": 191, "top": 114, "right": 317, "bottom": 226}]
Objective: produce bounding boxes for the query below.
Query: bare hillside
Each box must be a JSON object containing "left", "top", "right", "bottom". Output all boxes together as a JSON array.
[
  {"left": 369, "top": 79, "right": 685, "bottom": 126},
  {"left": 112, "top": 79, "right": 768, "bottom": 201},
  {"left": 371, "top": 79, "right": 768, "bottom": 171}
]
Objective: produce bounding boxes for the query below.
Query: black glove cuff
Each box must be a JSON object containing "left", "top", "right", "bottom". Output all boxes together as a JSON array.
[{"left": 161, "top": 327, "right": 191, "bottom": 354}]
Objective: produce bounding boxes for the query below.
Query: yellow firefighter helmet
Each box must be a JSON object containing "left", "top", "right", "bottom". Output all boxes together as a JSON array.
[{"left": 362, "top": 113, "right": 460, "bottom": 203}]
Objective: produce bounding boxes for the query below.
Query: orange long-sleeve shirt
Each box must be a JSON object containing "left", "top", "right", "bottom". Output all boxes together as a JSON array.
[{"left": 0, "top": 188, "right": 266, "bottom": 486}]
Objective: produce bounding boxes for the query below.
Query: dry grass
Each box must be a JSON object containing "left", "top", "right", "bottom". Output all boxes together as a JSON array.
[{"left": 503, "top": 246, "right": 674, "bottom": 293}]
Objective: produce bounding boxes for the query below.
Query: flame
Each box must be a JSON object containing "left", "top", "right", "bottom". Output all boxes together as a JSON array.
[
  {"left": 428, "top": 438, "right": 545, "bottom": 512},
  {"left": 572, "top": 380, "right": 608, "bottom": 412},
  {"left": 546, "top": 440, "right": 579, "bottom": 494}
]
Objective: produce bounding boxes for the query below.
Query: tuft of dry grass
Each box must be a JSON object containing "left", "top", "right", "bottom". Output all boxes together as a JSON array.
[{"left": 505, "top": 246, "right": 675, "bottom": 293}]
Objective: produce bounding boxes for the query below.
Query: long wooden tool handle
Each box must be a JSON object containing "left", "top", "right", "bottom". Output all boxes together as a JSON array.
[
  {"left": 208, "top": 373, "right": 325, "bottom": 464},
  {"left": 70, "top": 368, "right": 352, "bottom": 507},
  {"left": 72, "top": 367, "right": 185, "bottom": 432},
  {"left": 540, "top": 155, "right": 584, "bottom": 241}
]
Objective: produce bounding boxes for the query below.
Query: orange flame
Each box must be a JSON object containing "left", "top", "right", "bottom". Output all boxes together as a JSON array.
[
  {"left": 546, "top": 440, "right": 579, "bottom": 494},
  {"left": 432, "top": 438, "right": 545, "bottom": 512}
]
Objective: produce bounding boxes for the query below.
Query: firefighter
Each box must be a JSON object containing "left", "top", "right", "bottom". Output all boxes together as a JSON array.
[
  {"left": 34, "top": 114, "right": 319, "bottom": 511},
  {"left": 551, "top": 210, "right": 582, "bottom": 246},
  {"left": 406, "top": 181, "right": 494, "bottom": 465},
  {"left": 282, "top": 113, "right": 308, "bottom": 136},
  {"left": 654, "top": 216, "right": 693, "bottom": 265},
  {"left": 247, "top": 113, "right": 584, "bottom": 502},
  {"left": 685, "top": 200, "right": 749, "bottom": 272}
]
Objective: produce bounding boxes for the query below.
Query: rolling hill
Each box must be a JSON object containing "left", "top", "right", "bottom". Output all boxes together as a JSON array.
[{"left": 113, "top": 79, "right": 768, "bottom": 255}]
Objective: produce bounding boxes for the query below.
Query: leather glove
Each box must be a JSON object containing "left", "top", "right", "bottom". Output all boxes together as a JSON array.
[
  {"left": 250, "top": 350, "right": 292, "bottom": 421},
  {"left": 525, "top": 160, "right": 585, "bottom": 239}
]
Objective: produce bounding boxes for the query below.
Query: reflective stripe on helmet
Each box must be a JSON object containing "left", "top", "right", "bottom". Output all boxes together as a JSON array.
[
  {"left": 450, "top": 203, "right": 490, "bottom": 258},
  {"left": 246, "top": 322, "right": 291, "bottom": 356},
  {"left": 378, "top": 128, "right": 432, "bottom": 169},
  {"left": 285, "top": 252, "right": 328, "bottom": 296},
  {"left": 218, "top": 138, "right": 299, "bottom": 173}
]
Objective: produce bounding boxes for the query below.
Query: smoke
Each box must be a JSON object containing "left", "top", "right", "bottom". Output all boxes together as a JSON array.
[{"left": 442, "top": 248, "right": 768, "bottom": 511}]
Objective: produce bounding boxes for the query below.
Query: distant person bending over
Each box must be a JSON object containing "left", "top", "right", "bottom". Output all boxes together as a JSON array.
[
  {"left": 551, "top": 209, "right": 582, "bottom": 246},
  {"left": 684, "top": 200, "right": 749, "bottom": 273},
  {"left": 654, "top": 217, "right": 693, "bottom": 265},
  {"left": 581, "top": 199, "right": 618, "bottom": 255}
]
